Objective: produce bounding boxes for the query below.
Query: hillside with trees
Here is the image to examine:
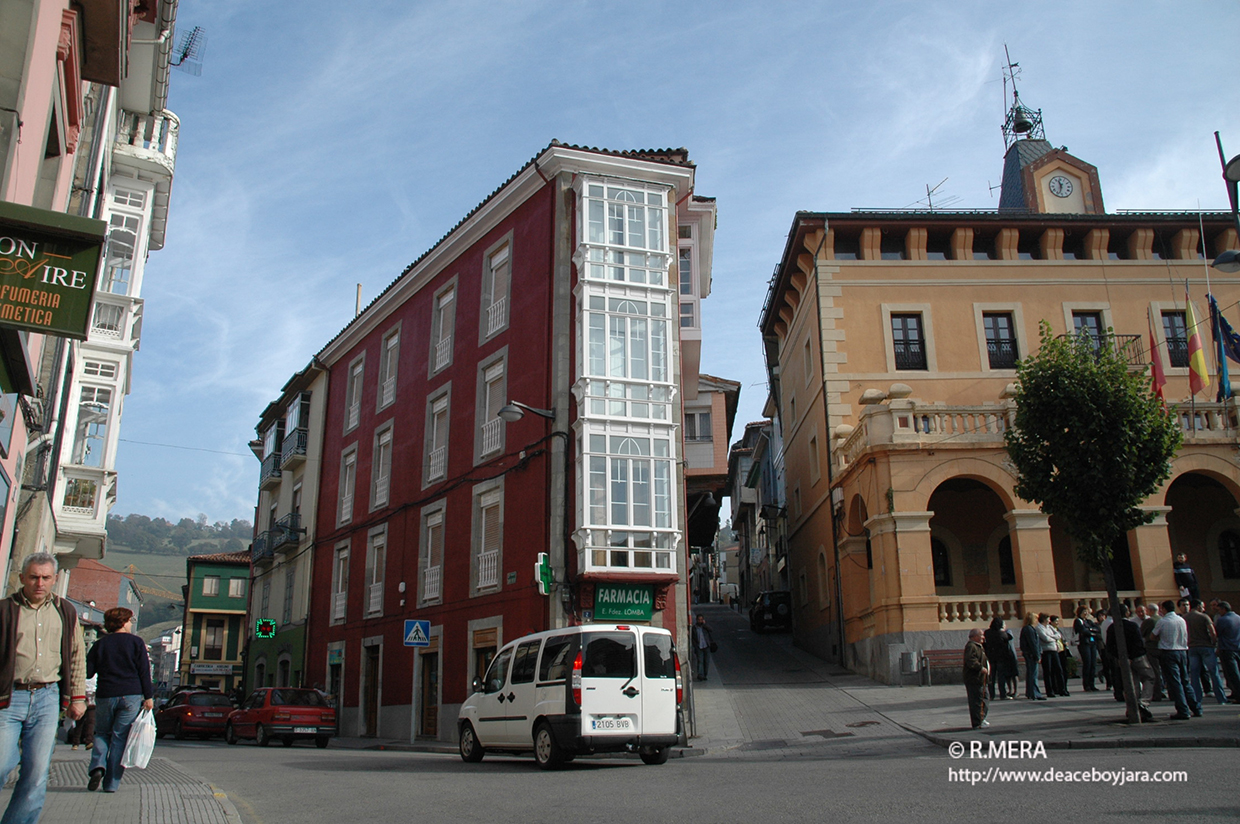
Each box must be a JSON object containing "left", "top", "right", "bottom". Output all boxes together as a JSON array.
[{"left": 106, "top": 513, "right": 252, "bottom": 556}]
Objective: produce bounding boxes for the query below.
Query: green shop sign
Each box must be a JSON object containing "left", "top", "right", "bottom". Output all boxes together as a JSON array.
[
  {"left": 594, "top": 584, "right": 654, "bottom": 622},
  {"left": 0, "top": 201, "right": 106, "bottom": 339}
]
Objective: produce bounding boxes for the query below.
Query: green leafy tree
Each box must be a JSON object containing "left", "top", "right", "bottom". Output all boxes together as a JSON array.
[{"left": 1004, "top": 323, "right": 1182, "bottom": 724}]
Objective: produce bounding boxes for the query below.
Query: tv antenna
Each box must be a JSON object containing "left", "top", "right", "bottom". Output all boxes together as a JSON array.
[
  {"left": 171, "top": 26, "right": 207, "bottom": 76},
  {"left": 906, "top": 178, "right": 960, "bottom": 211}
]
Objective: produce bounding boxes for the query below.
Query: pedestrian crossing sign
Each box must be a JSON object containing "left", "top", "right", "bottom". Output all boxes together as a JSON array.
[{"left": 403, "top": 619, "right": 431, "bottom": 647}]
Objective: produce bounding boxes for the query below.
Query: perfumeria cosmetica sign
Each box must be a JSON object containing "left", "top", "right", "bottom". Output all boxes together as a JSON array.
[{"left": 0, "top": 202, "right": 106, "bottom": 340}]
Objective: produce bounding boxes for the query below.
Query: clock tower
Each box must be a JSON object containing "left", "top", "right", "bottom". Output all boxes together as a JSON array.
[{"left": 996, "top": 76, "right": 1104, "bottom": 215}]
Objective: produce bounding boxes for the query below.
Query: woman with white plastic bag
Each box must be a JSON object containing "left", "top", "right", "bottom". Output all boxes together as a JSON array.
[
  {"left": 86, "top": 608, "right": 154, "bottom": 792},
  {"left": 120, "top": 708, "right": 156, "bottom": 768}
]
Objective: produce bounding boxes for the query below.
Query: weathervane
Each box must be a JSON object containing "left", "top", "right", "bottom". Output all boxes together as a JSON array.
[{"left": 1001, "top": 45, "right": 1044, "bottom": 149}]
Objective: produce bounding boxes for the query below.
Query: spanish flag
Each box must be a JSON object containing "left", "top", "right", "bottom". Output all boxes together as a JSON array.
[
  {"left": 1186, "top": 290, "right": 1210, "bottom": 395},
  {"left": 1149, "top": 312, "right": 1167, "bottom": 406}
]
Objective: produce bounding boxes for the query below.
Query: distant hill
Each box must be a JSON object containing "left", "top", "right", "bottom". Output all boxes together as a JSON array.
[{"left": 101, "top": 513, "right": 253, "bottom": 630}]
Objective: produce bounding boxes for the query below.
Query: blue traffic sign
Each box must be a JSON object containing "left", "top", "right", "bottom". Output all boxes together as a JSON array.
[{"left": 403, "top": 619, "right": 431, "bottom": 647}]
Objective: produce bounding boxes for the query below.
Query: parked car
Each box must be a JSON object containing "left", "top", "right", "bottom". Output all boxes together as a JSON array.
[
  {"left": 749, "top": 590, "right": 793, "bottom": 632},
  {"left": 457, "top": 623, "right": 683, "bottom": 769},
  {"left": 225, "top": 688, "right": 336, "bottom": 748},
  {"left": 154, "top": 691, "right": 234, "bottom": 740}
]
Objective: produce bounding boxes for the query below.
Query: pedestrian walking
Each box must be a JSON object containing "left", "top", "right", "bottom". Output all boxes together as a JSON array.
[
  {"left": 0, "top": 552, "right": 87, "bottom": 824},
  {"left": 87, "top": 607, "right": 154, "bottom": 793},
  {"left": 1151, "top": 599, "right": 1200, "bottom": 720},
  {"left": 1186, "top": 599, "right": 1228, "bottom": 707},
  {"left": 67, "top": 674, "right": 97, "bottom": 750},
  {"left": 964, "top": 629, "right": 990, "bottom": 729},
  {"left": 1073, "top": 606, "right": 1101, "bottom": 691},
  {"left": 692, "top": 614, "right": 715, "bottom": 681},
  {"left": 1019, "top": 613, "right": 1045, "bottom": 700}
]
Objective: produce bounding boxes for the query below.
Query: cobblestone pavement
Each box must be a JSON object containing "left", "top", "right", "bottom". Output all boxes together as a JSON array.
[{"left": 0, "top": 746, "right": 242, "bottom": 824}]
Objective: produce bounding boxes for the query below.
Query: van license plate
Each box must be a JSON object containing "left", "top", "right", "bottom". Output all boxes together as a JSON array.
[
  {"left": 293, "top": 726, "right": 316, "bottom": 733},
  {"left": 590, "top": 717, "right": 631, "bottom": 731}
]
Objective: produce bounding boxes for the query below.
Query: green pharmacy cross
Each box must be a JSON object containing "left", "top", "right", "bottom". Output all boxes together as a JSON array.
[
  {"left": 534, "top": 552, "right": 552, "bottom": 596},
  {"left": 255, "top": 618, "right": 277, "bottom": 639}
]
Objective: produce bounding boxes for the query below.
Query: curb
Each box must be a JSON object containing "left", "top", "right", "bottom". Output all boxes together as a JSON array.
[
  {"left": 208, "top": 784, "right": 245, "bottom": 824},
  {"left": 902, "top": 726, "right": 1240, "bottom": 751}
]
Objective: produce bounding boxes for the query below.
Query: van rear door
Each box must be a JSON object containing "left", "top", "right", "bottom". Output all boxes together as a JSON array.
[
  {"left": 638, "top": 629, "right": 677, "bottom": 736},
  {"left": 579, "top": 629, "right": 640, "bottom": 738}
]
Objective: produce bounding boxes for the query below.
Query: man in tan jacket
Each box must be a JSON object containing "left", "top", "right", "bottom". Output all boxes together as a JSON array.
[{"left": 964, "top": 628, "right": 990, "bottom": 729}]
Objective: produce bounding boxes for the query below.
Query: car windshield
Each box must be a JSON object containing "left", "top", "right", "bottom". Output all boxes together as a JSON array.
[
  {"left": 270, "top": 689, "right": 326, "bottom": 707},
  {"left": 188, "top": 694, "right": 232, "bottom": 707}
]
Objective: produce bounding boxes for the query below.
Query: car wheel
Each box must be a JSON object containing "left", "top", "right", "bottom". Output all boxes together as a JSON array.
[
  {"left": 281, "top": 736, "right": 294, "bottom": 747},
  {"left": 225, "top": 723, "right": 238, "bottom": 745},
  {"left": 173, "top": 719, "right": 186, "bottom": 741},
  {"left": 256, "top": 723, "right": 271, "bottom": 747},
  {"left": 458, "top": 722, "right": 484, "bottom": 763},
  {"left": 533, "top": 722, "right": 564, "bottom": 770},
  {"left": 315, "top": 736, "right": 330, "bottom": 749},
  {"left": 640, "top": 745, "right": 670, "bottom": 765}
]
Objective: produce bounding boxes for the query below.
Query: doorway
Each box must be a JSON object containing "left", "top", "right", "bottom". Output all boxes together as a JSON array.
[
  {"left": 363, "top": 645, "right": 380, "bottom": 737},
  {"left": 419, "top": 651, "right": 439, "bottom": 738}
]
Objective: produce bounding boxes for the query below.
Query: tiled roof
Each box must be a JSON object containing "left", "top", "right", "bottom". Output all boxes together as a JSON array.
[
  {"left": 316, "top": 140, "right": 694, "bottom": 360},
  {"left": 187, "top": 550, "right": 250, "bottom": 564}
]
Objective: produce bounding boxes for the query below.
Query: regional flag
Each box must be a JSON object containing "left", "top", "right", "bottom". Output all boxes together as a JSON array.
[
  {"left": 1209, "top": 294, "right": 1233, "bottom": 401},
  {"left": 1148, "top": 314, "right": 1167, "bottom": 406},
  {"left": 1186, "top": 292, "right": 1210, "bottom": 395}
]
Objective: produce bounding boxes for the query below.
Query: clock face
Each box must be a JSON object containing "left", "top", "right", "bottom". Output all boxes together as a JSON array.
[{"left": 1048, "top": 175, "right": 1074, "bottom": 198}]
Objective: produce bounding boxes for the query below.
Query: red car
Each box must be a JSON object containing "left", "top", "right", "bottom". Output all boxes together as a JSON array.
[
  {"left": 226, "top": 688, "right": 336, "bottom": 748},
  {"left": 155, "top": 691, "right": 235, "bottom": 740}
]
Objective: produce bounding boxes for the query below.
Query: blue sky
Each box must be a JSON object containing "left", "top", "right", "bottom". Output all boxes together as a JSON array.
[{"left": 118, "top": 0, "right": 1240, "bottom": 523}]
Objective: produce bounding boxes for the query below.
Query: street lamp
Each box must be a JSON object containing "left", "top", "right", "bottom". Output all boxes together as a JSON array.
[
  {"left": 498, "top": 399, "right": 572, "bottom": 623},
  {"left": 1211, "top": 133, "right": 1240, "bottom": 272}
]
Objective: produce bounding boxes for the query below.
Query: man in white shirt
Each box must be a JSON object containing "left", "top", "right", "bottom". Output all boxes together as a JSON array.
[{"left": 1151, "top": 599, "right": 1199, "bottom": 720}]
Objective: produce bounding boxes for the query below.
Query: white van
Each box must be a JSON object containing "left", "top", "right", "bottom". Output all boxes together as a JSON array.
[{"left": 457, "top": 623, "right": 682, "bottom": 769}]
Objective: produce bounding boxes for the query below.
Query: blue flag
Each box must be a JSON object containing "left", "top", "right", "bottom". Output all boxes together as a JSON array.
[{"left": 1209, "top": 294, "right": 1235, "bottom": 401}]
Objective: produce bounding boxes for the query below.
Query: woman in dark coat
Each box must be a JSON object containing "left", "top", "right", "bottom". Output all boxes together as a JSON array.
[
  {"left": 983, "top": 617, "right": 1018, "bottom": 700},
  {"left": 87, "top": 607, "right": 154, "bottom": 793}
]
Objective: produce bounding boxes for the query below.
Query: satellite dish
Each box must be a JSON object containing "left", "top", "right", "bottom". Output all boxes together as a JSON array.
[{"left": 171, "top": 26, "right": 207, "bottom": 77}]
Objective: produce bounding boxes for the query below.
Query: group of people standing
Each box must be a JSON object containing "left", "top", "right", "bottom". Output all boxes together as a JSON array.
[
  {"left": 962, "top": 596, "right": 1240, "bottom": 730},
  {"left": 0, "top": 553, "right": 154, "bottom": 824}
]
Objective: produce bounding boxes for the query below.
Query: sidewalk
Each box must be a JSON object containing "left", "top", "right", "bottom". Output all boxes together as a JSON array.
[
  {"left": 678, "top": 604, "right": 1240, "bottom": 757},
  {"left": 0, "top": 744, "right": 243, "bottom": 823}
]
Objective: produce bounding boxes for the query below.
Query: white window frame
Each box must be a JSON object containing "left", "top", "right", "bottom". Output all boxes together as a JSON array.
[
  {"left": 338, "top": 447, "right": 357, "bottom": 525},
  {"left": 378, "top": 325, "right": 400, "bottom": 411},
  {"left": 880, "top": 303, "right": 937, "bottom": 373},
  {"left": 202, "top": 575, "right": 220, "bottom": 597},
  {"left": 420, "top": 503, "right": 446, "bottom": 606},
  {"left": 480, "top": 235, "right": 512, "bottom": 341},
  {"left": 472, "top": 481, "right": 504, "bottom": 595},
  {"left": 344, "top": 354, "right": 365, "bottom": 433},
  {"left": 429, "top": 279, "right": 458, "bottom": 377},
  {"left": 684, "top": 410, "right": 712, "bottom": 442},
  {"left": 423, "top": 388, "right": 450, "bottom": 486},
  {"left": 371, "top": 424, "right": 393, "bottom": 510},
  {"left": 331, "top": 542, "right": 349, "bottom": 624},
  {"left": 365, "top": 526, "right": 386, "bottom": 616},
  {"left": 228, "top": 577, "right": 246, "bottom": 598},
  {"left": 475, "top": 349, "right": 507, "bottom": 463},
  {"left": 972, "top": 303, "right": 1027, "bottom": 374}
]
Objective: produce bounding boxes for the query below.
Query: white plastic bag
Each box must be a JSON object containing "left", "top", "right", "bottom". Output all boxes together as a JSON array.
[{"left": 121, "top": 708, "right": 156, "bottom": 769}]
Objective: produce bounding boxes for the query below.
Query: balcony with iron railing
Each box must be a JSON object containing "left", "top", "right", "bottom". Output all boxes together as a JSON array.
[
  {"left": 486, "top": 298, "right": 507, "bottom": 336},
  {"left": 427, "top": 446, "right": 446, "bottom": 481},
  {"left": 367, "top": 582, "right": 383, "bottom": 615},
  {"left": 331, "top": 592, "right": 346, "bottom": 622},
  {"left": 434, "top": 336, "right": 452, "bottom": 371},
  {"left": 114, "top": 110, "right": 178, "bottom": 177},
  {"left": 281, "top": 428, "right": 307, "bottom": 468},
  {"left": 986, "top": 339, "right": 1018, "bottom": 370},
  {"left": 477, "top": 551, "right": 499, "bottom": 589},
  {"left": 423, "top": 565, "right": 441, "bottom": 601},
  {"left": 1054, "top": 332, "right": 1145, "bottom": 368},
  {"left": 270, "top": 513, "right": 301, "bottom": 552},
  {"left": 252, "top": 531, "right": 273, "bottom": 563},
  {"left": 259, "top": 452, "right": 282, "bottom": 489},
  {"left": 481, "top": 418, "right": 503, "bottom": 456}
]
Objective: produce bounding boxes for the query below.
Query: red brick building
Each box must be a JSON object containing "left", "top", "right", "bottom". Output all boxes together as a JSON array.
[
  {"left": 65, "top": 558, "right": 142, "bottom": 626},
  {"left": 296, "top": 143, "right": 719, "bottom": 740}
]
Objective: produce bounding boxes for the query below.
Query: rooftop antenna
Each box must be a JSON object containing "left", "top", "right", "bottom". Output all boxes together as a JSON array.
[
  {"left": 1001, "top": 45, "right": 1043, "bottom": 149},
  {"left": 171, "top": 26, "right": 207, "bottom": 76}
]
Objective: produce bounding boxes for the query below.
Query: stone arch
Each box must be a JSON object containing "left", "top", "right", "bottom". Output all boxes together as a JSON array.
[
  {"left": 846, "top": 494, "right": 869, "bottom": 536},
  {"left": 927, "top": 477, "right": 1011, "bottom": 597},
  {"left": 904, "top": 456, "right": 1019, "bottom": 512},
  {"left": 1164, "top": 470, "right": 1240, "bottom": 602},
  {"left": 1159, "top": 453, "right": 1240, "bottom": 505}
]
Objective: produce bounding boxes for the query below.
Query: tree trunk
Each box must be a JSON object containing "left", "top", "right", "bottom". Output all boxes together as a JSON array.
[{"left": 1102, "top": 558, "right": 1142, "bottom": 724}]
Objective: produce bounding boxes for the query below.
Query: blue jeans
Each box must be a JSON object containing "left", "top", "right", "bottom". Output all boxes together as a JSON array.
[
  {"left": 90, "top": 695, "right": 143, "bottom": 792},
  {"left": 1024, "top": 654, "right": 1043, "bottom": 698},
  {"left": 0, "top": 686, "right": 61, "bottom": 824},
  {"left": 1188, "top": 648, "right": 1228, "bottom": 706},
  {"left": 1160, "top": 649, "right": 1200, "bottom": 717},
  {"left": 1219, "top": 649, "right": 1240, "bottom": 699}
]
